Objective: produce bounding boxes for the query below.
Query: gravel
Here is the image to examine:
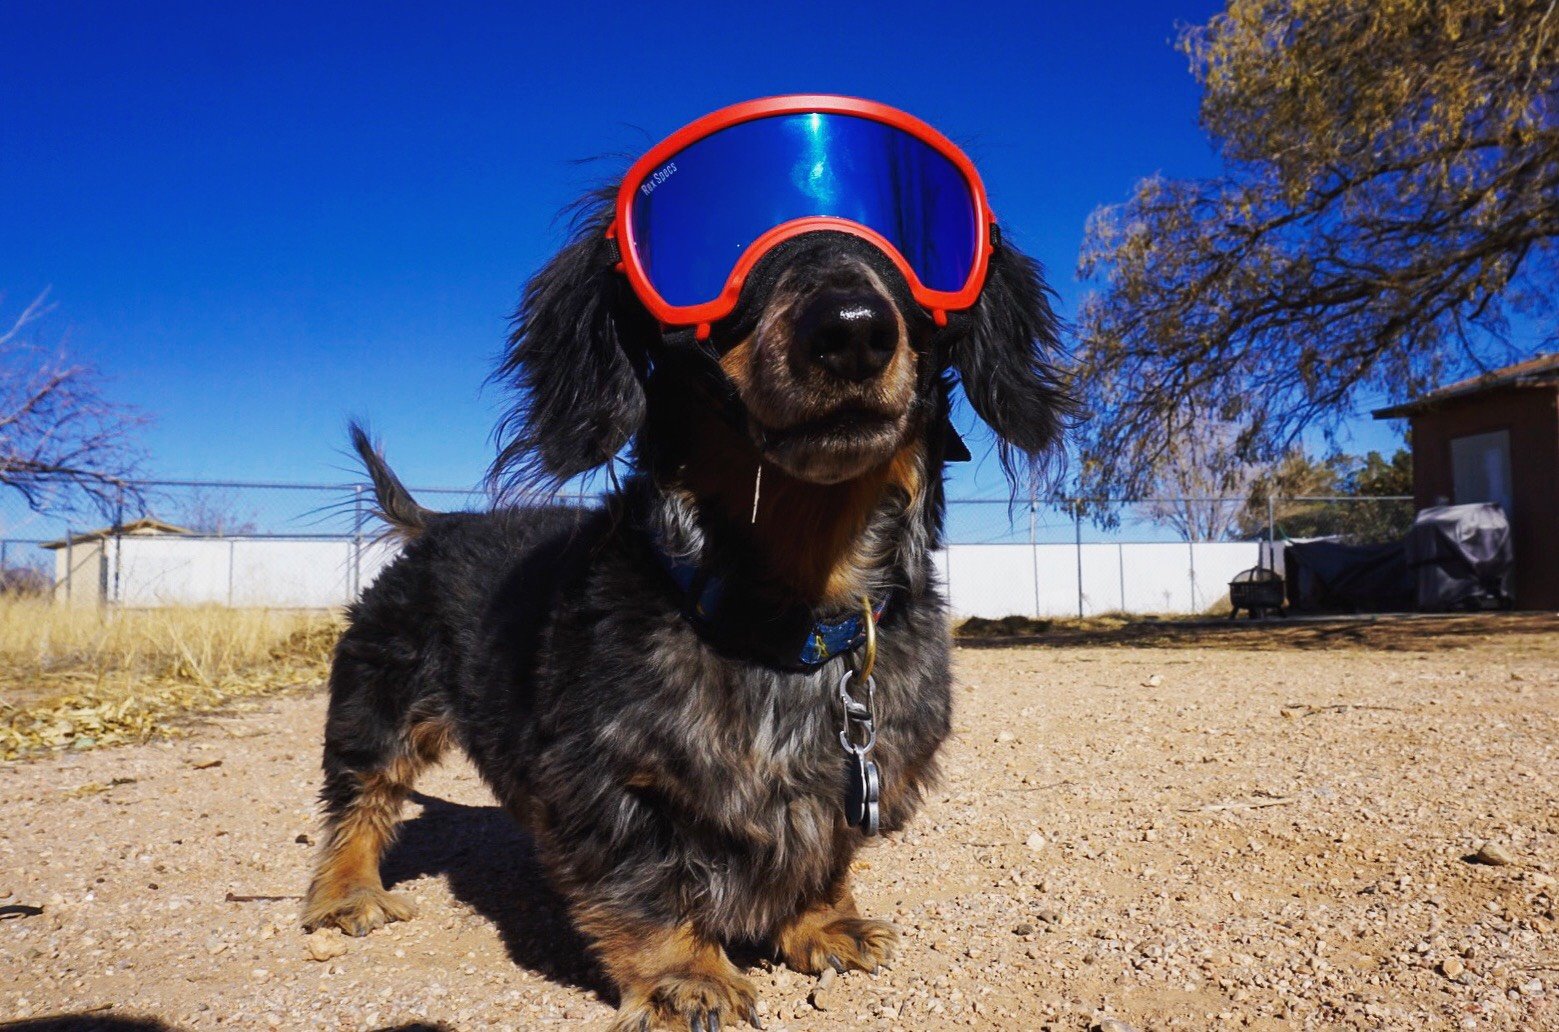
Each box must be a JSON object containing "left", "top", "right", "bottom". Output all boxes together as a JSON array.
[{"left": 2, "top": 624, "right": 1555, "bottom": 1030}]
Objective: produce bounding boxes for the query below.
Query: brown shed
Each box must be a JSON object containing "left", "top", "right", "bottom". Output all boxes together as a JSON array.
[{"left": 1374, "top": 354, "right": 1559, "bottom": 609}]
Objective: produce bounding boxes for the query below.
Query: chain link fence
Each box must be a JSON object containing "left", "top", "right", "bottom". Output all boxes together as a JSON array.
[{"left": 0, "top": 477, "right": 1414, "bottom": 616}]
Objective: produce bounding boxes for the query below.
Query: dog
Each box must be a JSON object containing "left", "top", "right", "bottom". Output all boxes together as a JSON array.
[{"left": 302, "top": 102, "right": 1072, "bottom": 1031}]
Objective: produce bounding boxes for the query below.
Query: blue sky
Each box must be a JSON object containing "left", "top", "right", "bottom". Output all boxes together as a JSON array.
[{"left": 1, "top": 0, "right": 1403, "bottom": 499}]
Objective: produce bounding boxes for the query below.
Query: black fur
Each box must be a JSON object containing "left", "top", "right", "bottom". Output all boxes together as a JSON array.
[
  {"left": 489, "top": 190, "right": 654, "bottom": 494},
  {"left": 947, "top": 239, "right": 1076, "bottom": 484},
  {"left": 348, "top": 423, "right": 430, "bottom": 535},
  {"left": 310, "top": 184, "right": 1073, "bottom": 1031}
]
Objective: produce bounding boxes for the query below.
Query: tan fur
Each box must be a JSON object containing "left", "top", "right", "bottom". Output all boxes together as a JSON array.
[
  {"left": 724, "top": 265, "right": 916, "bottom": 436},
  {"left": 678, "top": 408, "right": 924, "bottom": 605},
  {"left": 575, "top": 908, "right": 757, "bottom": 1032},
  {"left": 302, "top": 717, "right": 450, "bottom": 935},
  {"left": 772, "top": 874, "right": 897, "bottom": 975}
]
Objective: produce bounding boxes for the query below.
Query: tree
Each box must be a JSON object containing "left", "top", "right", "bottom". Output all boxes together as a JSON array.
[
  {"left": 1242, "top": 447, "right": 1414, "bottom": 541},
  {"left": 1074, "top": 0, "right": 1558, "bottom": 500},
  {"left": 0, "top": 291, "right": 145, "bottom": 516},
  {"left": 1140, "top": 416, "right": 1264, "bottom": 541}
]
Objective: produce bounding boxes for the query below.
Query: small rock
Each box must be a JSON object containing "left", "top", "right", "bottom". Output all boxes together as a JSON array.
[
  {"left": 809, "top": 986, "right": 838, "bottom": 1012},
  {"left": 816, "top": 966, "right": 836, "bottom": 990},
  {"left": 1441, "top": 957, "right": 1465, "bottom": 979},
  {"left": 1472, "top": 842, "right": 1516, "bottom": 866},
  {"left": 190, "top": 758, "right": 223, "bottom": 770},
  {"left": 1036, "top": 908, "right": 1061, "bottom": 925},
  {"left": 1025, "top": 833, "right": 1046, "bottom": 851},
  {"left": 1095, "top": 1019, "right": 1140, "bottom": 1032},
  {"left": 306, "top": 931, "right": 348, "bottom": 962},
  {"left": 996, "top": 730, "right": 1016, "bottom": 743},
  {"left": 294, "top": 833, "right": 313, "bottom": 846},
  {"left": 1141, "top": 674, "right": 1163, "bottom": 688},
  {"left": 1013, "top": 922, "right": 1034, "bottom": 936}
]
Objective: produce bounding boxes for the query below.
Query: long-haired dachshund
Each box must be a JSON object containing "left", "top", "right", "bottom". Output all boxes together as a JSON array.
[{"left": 303, "top": 96, "right": 1072, "bottom": 1031}]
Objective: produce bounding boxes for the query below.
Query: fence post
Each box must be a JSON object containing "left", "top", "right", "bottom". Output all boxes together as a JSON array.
[
  {"left": 111, "top": 484, "right": 125, "bottom": 608},
  {"left": 1265, "top": 495, "right": 1278, "bottom": 573},
  {"left": 1118, "top": 541, "right": 1126, "bottom": 613},
  {"left": 1187, "top": 536, "right": 1198, "bottom": 613},
  {"left": 1073, "top": 503, "right": 1084, "bottom": 620},
  {"left": 1029, "top": 498, "right": 1040, "bottom": 618}
]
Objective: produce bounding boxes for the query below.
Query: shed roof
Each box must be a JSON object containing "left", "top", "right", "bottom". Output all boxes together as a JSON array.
[
  {"left": 1372, "top": 353, "right": 1559, "bottom": 419},
  {"left": 40, "top": 518, "right": 194, "bottom": 550}
]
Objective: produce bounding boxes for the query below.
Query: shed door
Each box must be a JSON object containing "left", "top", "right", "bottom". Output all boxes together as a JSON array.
[{"left": 1450, "top": 430, "right": 1513, "bottom": 517}]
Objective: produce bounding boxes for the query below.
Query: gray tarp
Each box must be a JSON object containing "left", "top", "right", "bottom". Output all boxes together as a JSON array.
[{"left": 1404, "top": 503, "right": 1513, "bottom": 611}]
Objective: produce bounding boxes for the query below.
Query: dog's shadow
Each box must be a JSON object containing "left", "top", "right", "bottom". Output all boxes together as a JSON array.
[{"left": 382, "top": 791, "right": 608, "bottom": 999}]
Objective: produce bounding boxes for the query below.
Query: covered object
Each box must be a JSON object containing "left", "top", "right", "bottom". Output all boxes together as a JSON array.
[
  {"left": 1284, "top": 539, "right": 1414, "bottom": 613},
  {"left": 1404, "top": 503, "right": 1514, "bottom": 611}
]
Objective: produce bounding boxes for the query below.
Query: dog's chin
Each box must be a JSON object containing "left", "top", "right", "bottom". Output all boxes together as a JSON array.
[{"left": 758, "top": 413, "right": 909, "bottom": 485}]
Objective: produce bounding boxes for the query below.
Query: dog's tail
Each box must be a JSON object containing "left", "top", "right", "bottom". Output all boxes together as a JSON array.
[{"left": 349, "top": 422, "right": 434, "bottom": 541}]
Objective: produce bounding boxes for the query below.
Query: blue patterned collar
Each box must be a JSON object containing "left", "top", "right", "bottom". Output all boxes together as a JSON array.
[{"left": 651, "top": 540, "right": 888, "bottom": 670}]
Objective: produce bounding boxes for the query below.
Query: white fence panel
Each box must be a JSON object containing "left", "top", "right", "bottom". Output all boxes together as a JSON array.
[
  {"left": 109, "top": 537, "right": 405, "bottom": 608},
  {"left": 111, "top": 538, "right": 232, "bottom": 606},
  {"left": 99, "top": 535, "right": 1262, "bottom": 615},
  {"left": 941, "top": 541, "right": 1263, "bottom": 618},
  {"left": 938, "top": 545, "right": 1041, "bottom": 619},
  {"left": 228, "top": 540, "right": 353, "bottom": 607}
]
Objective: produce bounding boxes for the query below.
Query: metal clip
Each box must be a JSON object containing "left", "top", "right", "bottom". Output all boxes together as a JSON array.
[{"left": 837, "top": 670, "right": 877, "bottom": 755}]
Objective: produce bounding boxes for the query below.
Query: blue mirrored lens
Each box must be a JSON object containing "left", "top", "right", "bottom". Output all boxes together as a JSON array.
[{"left": 630, "top": 112, "right": 979, "bottom": 308}]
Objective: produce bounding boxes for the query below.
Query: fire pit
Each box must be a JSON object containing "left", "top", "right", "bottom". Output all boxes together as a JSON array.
[{"left": 1229, "top": 565, "right": 1284, "bottom": 619}]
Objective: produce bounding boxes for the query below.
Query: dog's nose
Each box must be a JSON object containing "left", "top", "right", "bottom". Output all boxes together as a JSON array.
[{"left": 797, "top": 291, "right": 898, "bottom": 383}]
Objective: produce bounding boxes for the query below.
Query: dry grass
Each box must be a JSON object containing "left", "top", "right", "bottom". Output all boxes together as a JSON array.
[{"left": 0, "top": 598, "right": 340, "bottom": 759}]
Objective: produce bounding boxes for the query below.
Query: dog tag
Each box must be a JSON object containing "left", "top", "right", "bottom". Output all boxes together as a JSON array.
[{"left": 843, "top": 753, "right": 881, "bottom": 836}]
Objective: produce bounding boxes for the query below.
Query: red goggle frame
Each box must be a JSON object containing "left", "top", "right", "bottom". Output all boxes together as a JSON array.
[{"left": 608, "top": 94, "right": 996, "bottom": 340}]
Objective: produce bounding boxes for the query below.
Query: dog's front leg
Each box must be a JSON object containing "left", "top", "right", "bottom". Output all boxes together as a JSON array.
[
  {"left": 772, "top": 874, "right": 897, "bottom": 976},
  {"left": 575, "top": 905, "right": 759, "bottom": 1031}
]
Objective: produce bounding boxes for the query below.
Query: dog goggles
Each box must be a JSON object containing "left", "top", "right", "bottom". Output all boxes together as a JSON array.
[{"left": 609, "top": 95, "right": 995, "bottom": 339}]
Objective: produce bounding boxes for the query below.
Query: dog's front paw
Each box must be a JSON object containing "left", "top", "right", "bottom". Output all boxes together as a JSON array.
[
  {"left": 611, "top": 966, "right": 761, "bottom": 1032},
  {"left": 778, "top": 914, "right": 897, "bottom": 975},
  {"left": 301, "top": 884, "right": 417, "bottom": 937}
]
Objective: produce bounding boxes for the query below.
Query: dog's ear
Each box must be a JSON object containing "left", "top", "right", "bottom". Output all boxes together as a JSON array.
[
  {"left": 947, "top": 234, "right": 1076, "bottom": 480},
  {"left": 490, "top": 195, "right": 650, "bottom": 494}
]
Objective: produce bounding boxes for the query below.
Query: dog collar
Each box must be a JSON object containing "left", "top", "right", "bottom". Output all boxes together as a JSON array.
[{"left": 650, "top": 537, "right": 888, "bottom": 670}]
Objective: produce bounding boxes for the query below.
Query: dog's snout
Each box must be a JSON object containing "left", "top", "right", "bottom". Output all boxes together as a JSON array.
[{"left": 797, "top": 291, "right": 898, "bottom": 383}]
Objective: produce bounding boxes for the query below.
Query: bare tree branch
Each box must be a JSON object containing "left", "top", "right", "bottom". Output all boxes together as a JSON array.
[{"left": 0, "top": 291, "right": 147, "bottom": 519}]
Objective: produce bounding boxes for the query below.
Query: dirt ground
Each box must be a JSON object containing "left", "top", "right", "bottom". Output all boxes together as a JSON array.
[{"left": 2, "top": 615, "right": 1555, "bottom": 1031}]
